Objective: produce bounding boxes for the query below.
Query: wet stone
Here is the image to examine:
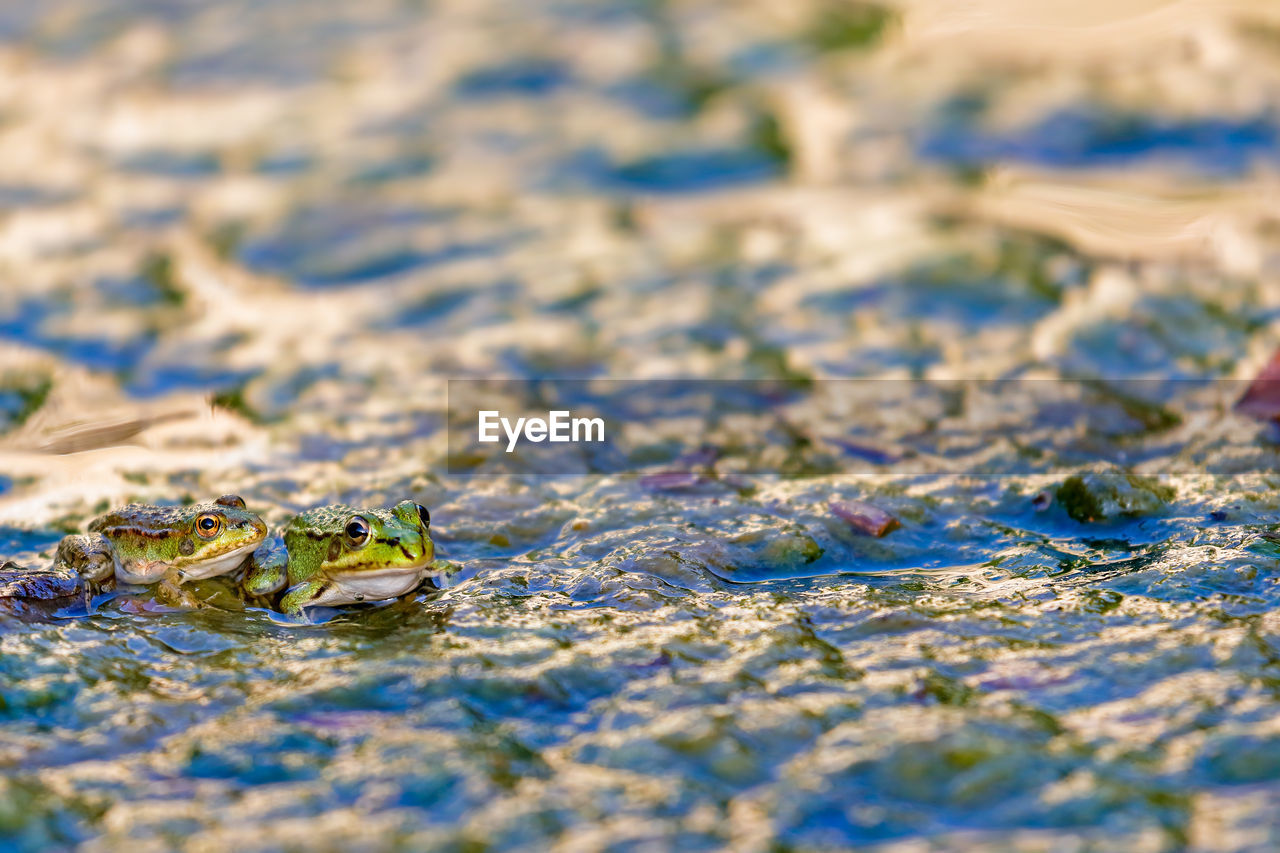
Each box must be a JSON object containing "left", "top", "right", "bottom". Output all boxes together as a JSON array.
[{"left": 1055, "top": 464, "right": 1175, "bottom": 523}]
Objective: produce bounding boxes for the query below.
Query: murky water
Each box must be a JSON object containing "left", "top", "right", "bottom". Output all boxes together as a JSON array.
[{"left": 4, "top": 0, "right": 1280, "bottom": 850}]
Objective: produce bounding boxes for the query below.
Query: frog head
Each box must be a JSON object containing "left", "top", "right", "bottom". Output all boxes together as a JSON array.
[
  {"left": 278, "top": 499, "right": 434, "bottom": 611},
  {"left": 89, "top": 495, "right": 268, "bottom": 584}
]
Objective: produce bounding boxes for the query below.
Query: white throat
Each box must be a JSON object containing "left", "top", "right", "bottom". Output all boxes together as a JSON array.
[{"left": 180, "top": 540, "right": 262, "bottom": 581}]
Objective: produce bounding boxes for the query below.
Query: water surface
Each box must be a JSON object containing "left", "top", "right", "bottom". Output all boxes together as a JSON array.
[{"left": 2, "top": 0, "right": 1280, "bottom": 850}]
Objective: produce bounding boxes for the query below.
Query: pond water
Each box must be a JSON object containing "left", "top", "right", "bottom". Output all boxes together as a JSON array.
[{"left": 4, "top": 0, "right": 1280, "bottom": 850}]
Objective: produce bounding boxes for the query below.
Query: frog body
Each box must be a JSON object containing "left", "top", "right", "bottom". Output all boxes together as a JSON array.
[
  {"left": 243, "top": 500, "right": 448, "bottom": 615},
  {"left": 58, "top": 495, "right": 267, "bottom": 608}
]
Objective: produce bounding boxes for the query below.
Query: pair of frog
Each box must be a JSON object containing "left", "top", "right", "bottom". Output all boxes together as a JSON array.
[{"left": 32, "top": 495, "right": 451, "bottom": 617}]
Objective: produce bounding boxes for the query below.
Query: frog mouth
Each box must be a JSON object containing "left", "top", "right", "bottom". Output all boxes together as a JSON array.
[
  {"left": 323, "top": 561, "right": 433, "bottom": 604},
  {"left": 109, "top": 546, "right": 235, "bottom": 587},
  {"left": 176, "top": 540, "right": 263, "bottom": 581}
]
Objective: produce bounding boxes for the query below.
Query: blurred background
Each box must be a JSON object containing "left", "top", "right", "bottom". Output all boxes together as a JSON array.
[
  {"left": 2, "top": 0, "right": 1278, "bottom": 507},
  {"left": 5, "top": 1, "right": 1280, "bottom": 850}
]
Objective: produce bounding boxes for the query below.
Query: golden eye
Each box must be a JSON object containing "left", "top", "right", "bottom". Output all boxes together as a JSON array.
[
  {"left": 344, "top": 516, "right": 371, "bottom": 548},
  {"left": 195, "top": 514, "right": 222, "bottom": 539},
  {"left": 416, "top": 504, "right": 430, "bottom": 528}
]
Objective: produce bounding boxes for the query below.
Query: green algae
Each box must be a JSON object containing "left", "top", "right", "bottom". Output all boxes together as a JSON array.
[{"left": 1056, "top": 466, "right": 1176, "bottom": 523}]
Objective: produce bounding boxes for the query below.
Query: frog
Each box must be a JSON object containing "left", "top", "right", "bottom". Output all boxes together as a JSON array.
[
  {"left": 56, "top": 495, "right": 268, "bottom": 609},
  {"left": 242, "top": 499, "right": 450, "bottom": 616}
]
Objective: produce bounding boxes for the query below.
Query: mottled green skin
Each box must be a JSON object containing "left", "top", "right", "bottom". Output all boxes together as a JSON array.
[
  {"left": 243, "top": 500, "right": 445, "bottom": 615},
  {"left": 57, "top": 496, "right": 267, "bottom": 608},
  {"left": 243, "top": 537, "right": 288, "bottom": 597}
]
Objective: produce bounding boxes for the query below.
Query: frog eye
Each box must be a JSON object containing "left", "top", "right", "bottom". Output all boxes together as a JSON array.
[
  {"left": 344, "top": 516, "right": 371, "bottom": 548},
  {"left": 215, "top": 495, "right": 246, "bottom": 509},
  {"left": 416, "top": 504, "right": 430, "bottom": 529},
  {"left": 195, "top": 513, "right": 222, "bottom": 539}
]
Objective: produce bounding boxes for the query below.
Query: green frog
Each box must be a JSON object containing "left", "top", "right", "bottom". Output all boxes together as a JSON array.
[
  {"left": 56, "top": 495, "right": 268, "bottom": 608},
  {"left": 242, "top": 500, "right": 450, "bottom": 616}
]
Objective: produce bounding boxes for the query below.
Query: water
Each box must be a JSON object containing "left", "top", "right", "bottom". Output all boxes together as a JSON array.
[{"left": 2, "top": 0, "right": 1280, "bottom": 849}]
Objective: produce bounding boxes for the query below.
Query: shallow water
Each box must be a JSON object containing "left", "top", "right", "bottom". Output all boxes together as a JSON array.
[{"left": 4, "top": 0, "right": 1280, "bottom": 850}]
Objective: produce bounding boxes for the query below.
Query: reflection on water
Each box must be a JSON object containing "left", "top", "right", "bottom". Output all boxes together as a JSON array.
[
  {"left": 922, "top": 105, "right": 1280, "bottom": 174},
  {"left": 2, "top": 0, "right": 1280, "bottom": 849}
]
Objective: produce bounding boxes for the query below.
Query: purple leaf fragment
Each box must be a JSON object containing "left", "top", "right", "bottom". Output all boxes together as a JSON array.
[
  {"left": 829, "top": 500, "right": 900, "bottom": 537},
  {"left": 676, "top": 444, "right": 720, "bottom": 467},
  {"left": 640, "top": 470, "right": 702, "bottom": 491},
  {"left": 824, "top": 437, "right": 901, "bottom": 465},
  {"left": 1236, "top": 348, "right": 1280, "bottom": 421}
]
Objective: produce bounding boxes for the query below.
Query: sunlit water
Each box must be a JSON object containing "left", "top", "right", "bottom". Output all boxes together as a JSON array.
[{"left": 3, "top": 0, "right": 1280, "bottom": 850}]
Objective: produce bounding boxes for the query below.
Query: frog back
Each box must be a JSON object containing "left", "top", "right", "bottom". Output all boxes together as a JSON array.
[
  {"left": 87, "top": 504, "right": 190, "bottom": 567},
  {"left": 280, "top": 505, "right": 352, "bottom": 582}
]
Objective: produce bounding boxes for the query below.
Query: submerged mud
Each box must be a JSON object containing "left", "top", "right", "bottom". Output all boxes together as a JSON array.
[{"left": 2, "top": 0, "right": 1280, "bottom": 850}]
